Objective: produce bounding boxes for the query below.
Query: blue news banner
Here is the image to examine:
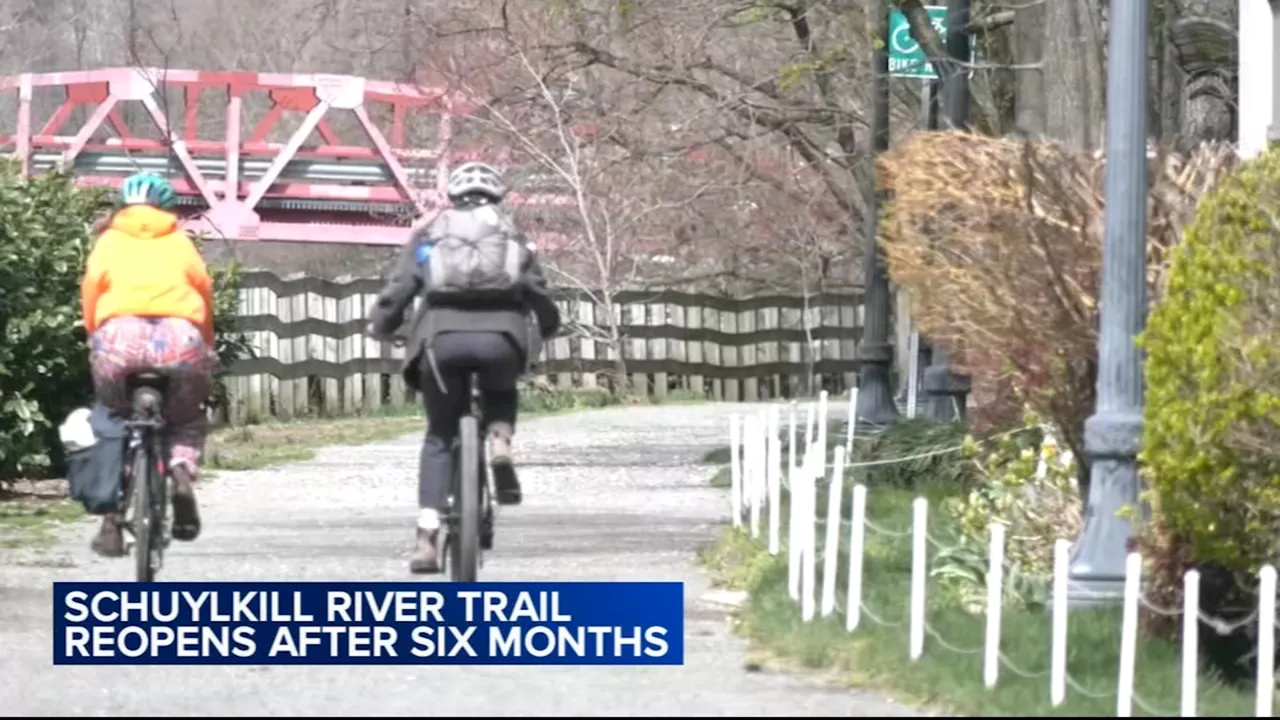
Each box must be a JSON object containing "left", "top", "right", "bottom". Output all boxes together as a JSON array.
[{"left": 52, "top": 581, "right": 683, "bottom": 666}]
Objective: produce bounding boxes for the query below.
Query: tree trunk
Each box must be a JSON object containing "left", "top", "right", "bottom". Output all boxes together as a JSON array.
[
  {"left": 125, "top": 0, "right": 141, "bottom": 64},
  {"left": 400, "top": 0, "right": 416, "bottom": 83},
  {"left": 1044, "top": 0, "right": 1106, "bottom": 149},
  {"left": 603, "top": 297, "right": 629, "bottom": 397},
  {"left": 1013, "top": 0, "right": 1048, "bottom": 136}
]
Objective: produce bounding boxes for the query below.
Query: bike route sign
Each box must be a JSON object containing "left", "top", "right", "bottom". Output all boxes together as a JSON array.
[{"left": 888, "top": 6, "right": 948, "bottom": 79}]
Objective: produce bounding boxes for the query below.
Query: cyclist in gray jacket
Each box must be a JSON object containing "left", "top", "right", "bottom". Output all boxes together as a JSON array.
[{"left": 367, "top": 162, "right": 561, "bottom": 574}]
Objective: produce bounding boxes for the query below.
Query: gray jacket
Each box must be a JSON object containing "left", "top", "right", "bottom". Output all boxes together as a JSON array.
[{"left": 367, "top": 205, "right": 562, "bottom": 391}]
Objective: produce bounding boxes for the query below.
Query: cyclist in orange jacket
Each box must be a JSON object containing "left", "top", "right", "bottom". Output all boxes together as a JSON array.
[{"left": 79, "top": 172, "right": 217, "bottom": 557}]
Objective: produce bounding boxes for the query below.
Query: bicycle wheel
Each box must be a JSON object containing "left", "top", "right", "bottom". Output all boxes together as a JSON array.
[
  {"left": 131, "top": 442, "right": 156, "bottom": 582},
  {"left": 449, "top": 415, "right": 482, "bottom": 582},
  {"left": 150, "top": 451, "right": 170, "bottom": 573}
]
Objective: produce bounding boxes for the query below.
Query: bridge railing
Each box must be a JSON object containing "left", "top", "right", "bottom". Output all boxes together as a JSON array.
[
  {"left": 217, "top": 270, "right": 867, "bottom": 425},
  {"left": 0, "top": 67, "right": 576, "bottom": 246}
]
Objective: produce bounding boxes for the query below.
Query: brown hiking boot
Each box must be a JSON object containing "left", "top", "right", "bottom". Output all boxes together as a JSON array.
[
  {"left": 409, "top": 528, "right": 441, "bottom": 574},
  {"left": 170, "top": 464, "right": 202, "bottom": 542},
  {"left": 488, "top": 430, "right": 521, "bottom": 505},
  {"left": 90, "top": 514, "right": 126, "bottom": 558}
]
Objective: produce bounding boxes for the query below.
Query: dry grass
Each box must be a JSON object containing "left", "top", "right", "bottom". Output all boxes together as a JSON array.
[{"left": 877, "top": 130, "right": 1239, "bottom": 454}]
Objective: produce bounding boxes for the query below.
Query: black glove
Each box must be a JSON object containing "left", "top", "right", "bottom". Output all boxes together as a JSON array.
[
  {"left": 365, "top": 322, "right": 389, "bottom": 342},
  {"left": 366, "top": 322, "right": 405, "bottom": 347}
]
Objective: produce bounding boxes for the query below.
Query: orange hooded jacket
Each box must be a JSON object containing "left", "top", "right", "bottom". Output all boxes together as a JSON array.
[{"left": 80, "top": 205, "right": 216, "bottom": 347}]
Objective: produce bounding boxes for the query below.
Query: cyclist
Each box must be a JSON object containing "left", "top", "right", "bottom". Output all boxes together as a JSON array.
[
  {"left": 79, "top": 172, "right": 216, "bottom": 557},
  {"left": 367, "top": 161, "right": 561, "bottom": 574}
]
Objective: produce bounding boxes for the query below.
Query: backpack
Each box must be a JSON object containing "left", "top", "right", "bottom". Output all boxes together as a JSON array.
[{"left": 420, "top": 205, "right": 529, "bottom": 302}]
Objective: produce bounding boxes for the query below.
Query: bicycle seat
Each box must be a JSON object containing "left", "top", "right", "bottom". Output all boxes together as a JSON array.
[{"left": 126, "top": 371, "right": 170, "bottom": 395}]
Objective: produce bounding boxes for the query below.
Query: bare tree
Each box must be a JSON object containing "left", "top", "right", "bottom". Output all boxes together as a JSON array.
[{"left": 454, "top": 47, "right": 721, "bottom": 394}]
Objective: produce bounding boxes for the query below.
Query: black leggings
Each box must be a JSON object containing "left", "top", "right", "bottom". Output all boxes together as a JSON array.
[{"left": 416, "top": 331, "right": 523, "bottom": 510}]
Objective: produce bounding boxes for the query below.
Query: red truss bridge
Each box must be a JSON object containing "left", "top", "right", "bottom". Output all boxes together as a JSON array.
[{"left": 0, "top": 67, "right": 572, "bottom": 246}]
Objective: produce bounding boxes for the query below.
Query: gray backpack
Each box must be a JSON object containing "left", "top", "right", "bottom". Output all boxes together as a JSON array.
[{"left": 420, "top": 205, "right": 528, "bottom": 301}]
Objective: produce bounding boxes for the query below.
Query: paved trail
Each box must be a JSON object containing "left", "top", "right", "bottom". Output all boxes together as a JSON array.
[{"left": 1, "top": 403, "right": 926, "bottom": 717}]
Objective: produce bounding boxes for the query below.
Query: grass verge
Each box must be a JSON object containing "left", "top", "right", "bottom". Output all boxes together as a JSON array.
[
  {"left": 203, "top": 406, "right": 425, "bottom": 471},
  {"left": 698, "top": 468, "right": 1257, "bottom": 717},
  {"left": 0, "top": 497, "right": 86, "bottom": 549}
]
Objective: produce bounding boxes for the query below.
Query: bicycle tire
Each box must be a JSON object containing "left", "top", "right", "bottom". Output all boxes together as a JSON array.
[
  {"left": 450, "top": 415, "right": 482, "bottom": 582},
  {"left": 131, "top": 442, "right": 156, "bottom": 583},
  {"left": 151, "top": 448, "right": 169, "bottom": 576}
]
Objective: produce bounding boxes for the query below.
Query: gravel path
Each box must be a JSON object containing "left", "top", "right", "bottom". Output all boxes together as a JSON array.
[{"left": 0, "top": 402, "right": 927, "bottom": 717}]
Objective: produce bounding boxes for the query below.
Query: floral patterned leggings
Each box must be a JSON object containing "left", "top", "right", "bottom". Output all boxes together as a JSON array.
[{"left": 90, "top": 316, "right": 215, "bottom": 478}]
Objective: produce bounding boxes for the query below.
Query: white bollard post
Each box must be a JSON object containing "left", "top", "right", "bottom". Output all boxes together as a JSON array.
[
  {"left": 748, "top": 412, "right": 763, "bottom": 539},
  {"left": 768, "top": 405, "right": 782, "bottom": 555},
  {"left": 1051, "top": 538, "right": 1069, "bottom": 707},
  {"left": 757, "top": 409, "right": 770, "bottom": 505},
  {"left": 788, "top": 401, "right": 798, "bottom": 479},
  {"left": 816, "top": 389, "right": 830, "bottom": 468},
  {"left": 801, "top": 447, "right": 819, "bottom": 622},
  {"left": 846, "top": 483, "right": 867, "bottom": 632},
  {"left": 784, "top": 403, "right": 796, "bottom": 559},
  {"left": 803, "top": 400, "right": 814, "bottom": 458},
  {"left": 906, "top": 330, "right": 919, "bottom": 419},
  {"left": 984, "top": 522, "right": 1006, "bottom": 689},
  {"left": 1116, "top": 552, "right": 1142, "bottom": 718},
  {"left": 1183, "top": 569, "right": 1201, "bottom": 718},
  {"left": 821, "top": 446, "right": 847, "bottom": 617},
  {"left": 844, "top": 387, "right": 859, "bottom": 457},
  {"left": 729, "top": 414, "right": 742, "bottom": 529},
  {"left": 787, "top": 444, "right": 802, "bottom": 603},
  {"left": 1256, "top": 565, "right": 1276, "bottom": 718},
  {"left": 909, "top": 496, "right": 928, "bottom": 661},
  {"left": 743, "top": 413, "right": 760, "bottom": 539}
]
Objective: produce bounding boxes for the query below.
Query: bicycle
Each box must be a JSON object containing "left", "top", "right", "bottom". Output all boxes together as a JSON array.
[
  {"left": 441, "top": 372, "right": 497, "bottom": 582},
  {"left": 119, "top": 371, "right": 173, "bottom": 583}
]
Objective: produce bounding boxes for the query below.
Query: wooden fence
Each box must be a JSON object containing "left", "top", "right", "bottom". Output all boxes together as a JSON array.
[{"left": 218, "top": 270, "right": 867, "bottom": 424}]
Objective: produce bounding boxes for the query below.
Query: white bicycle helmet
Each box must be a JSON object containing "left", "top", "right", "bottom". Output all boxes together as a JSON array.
[{"left": 446, "top": 162, "right": 507, "bottom": 203}]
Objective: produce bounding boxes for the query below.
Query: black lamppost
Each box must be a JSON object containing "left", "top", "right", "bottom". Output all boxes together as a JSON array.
[
  {"left": 922, "top": 0, "right": 974, "bottom": 424},
  {"left": 1068, "top": 0, "right": 1149, "bottom": 605},
  {"left": 857, "top": 0, "right": 902, "bottom": 427}
]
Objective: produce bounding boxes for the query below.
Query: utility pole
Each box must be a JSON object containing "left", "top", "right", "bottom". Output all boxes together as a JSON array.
[
  {"left": 856, "top": 0, "right": 902, "bottom": 428},
  {"left": 1068, "top": 0, "right": 1149, "bottom": 606},
  {"left": 921, "top": 0, "right": 974, "bottom": 423},
  {"left": 942, "top": 0, "right": 971, "bottom": 127},
  {"left": 1270, "top": 1, "right": 1280, "bottom": 145},
  {"left": 1239, "top": 0, "right": 1273, "bottom": 159}
]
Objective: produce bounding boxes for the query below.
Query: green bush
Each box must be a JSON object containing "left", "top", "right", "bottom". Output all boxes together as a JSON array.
[
  {"left": 194, "top": 239, "right": 254, "bottom": 417},
  {"left": 1139, "top": 147, "right": 1280, "bottom": 681},
  {"left": 855, "top": 417, "right": 974, "bottom": 490},
  {"left": 0, "top": 165, "right": 249, "bottom": 482},
  {"left": 0, "top": 164, "right": 110, "bottom": 480},
  {"left": 934, "top": 411, "right": 1080, "bottom": 614},
  {"left": 1140, "top": 148, "right": 1280, "bottom": 575},
  {"left": 518, "top": 384, "right": 619, "bottom": 414}
]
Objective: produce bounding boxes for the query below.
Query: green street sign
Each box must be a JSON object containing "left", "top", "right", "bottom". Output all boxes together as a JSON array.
[{"left": 888, "top": 6, "right": 948, "bottom": 79}]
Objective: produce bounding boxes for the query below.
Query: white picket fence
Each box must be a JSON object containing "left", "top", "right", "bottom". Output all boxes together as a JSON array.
[{"left": 726, "top": 390, "right": 1279, "bottom": 718}]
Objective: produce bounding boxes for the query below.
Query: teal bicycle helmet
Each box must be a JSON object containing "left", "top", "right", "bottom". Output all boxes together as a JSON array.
[{"left": 119, "top": 172, "right": 178, "bottom": 210}]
